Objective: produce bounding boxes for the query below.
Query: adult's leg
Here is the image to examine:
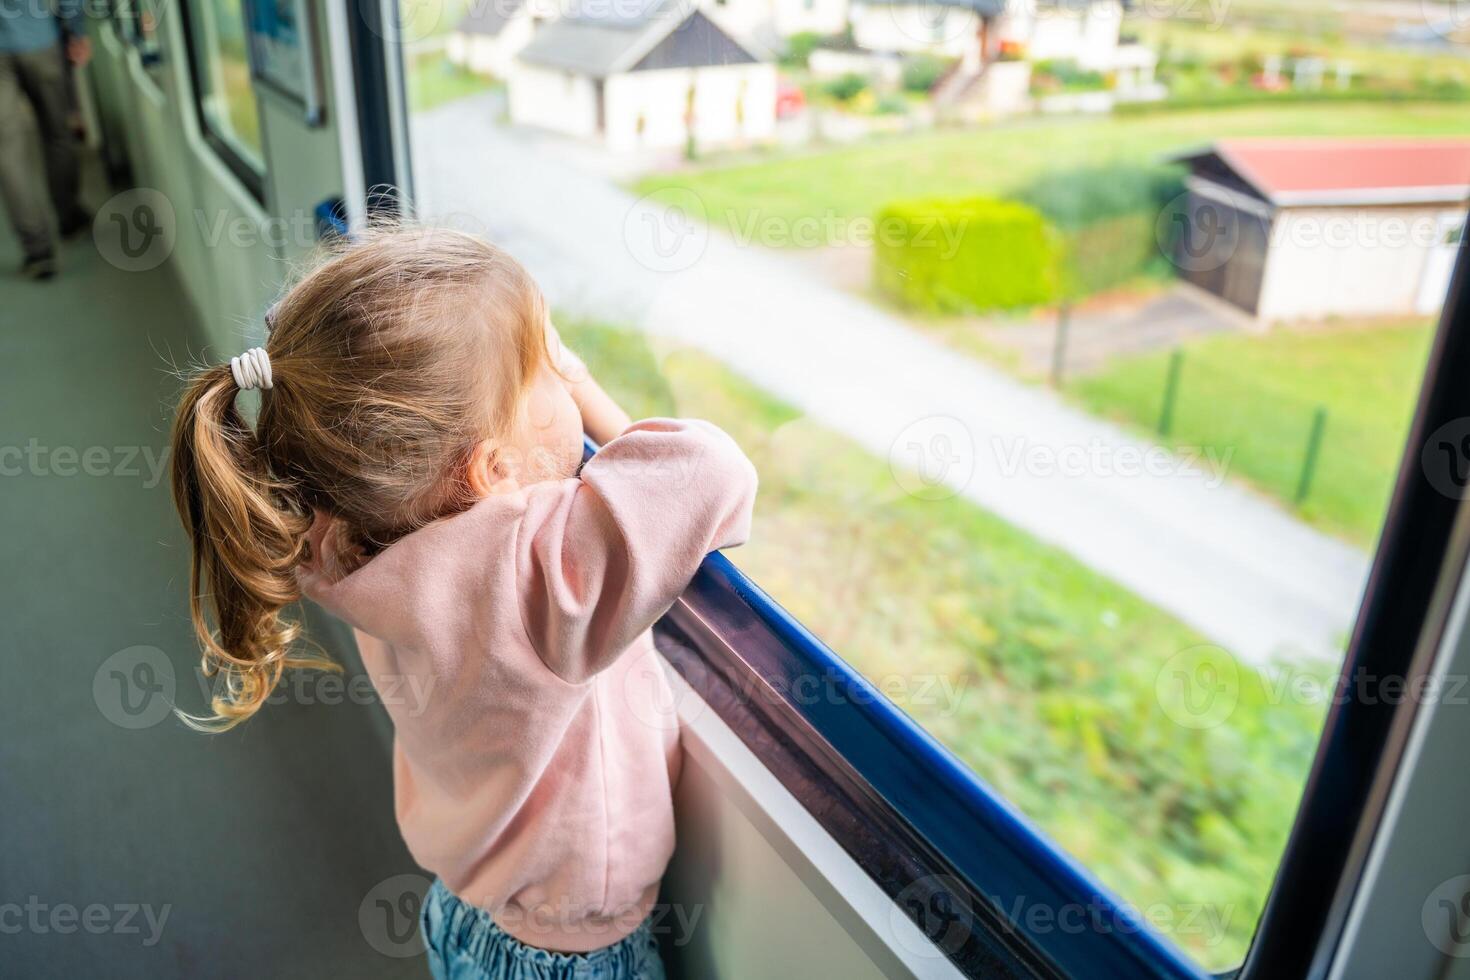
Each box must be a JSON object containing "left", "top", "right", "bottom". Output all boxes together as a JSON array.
[
  {"left": 0, "top": 52, "right": 56, "bottom": 259},
  {"left": 15, "top": 46, "right": 83, "bottom": 230}
]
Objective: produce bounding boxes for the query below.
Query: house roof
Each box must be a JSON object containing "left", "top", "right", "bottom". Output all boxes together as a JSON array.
[
  {"left": 517, "top": 0, "right": 762, "bottom": 77},
  {"left": 456, "top": 0, "right": 525, "bottom": 37},
  {"left": 1176, "top": 138, "right": 1470, "bottom": 207}
]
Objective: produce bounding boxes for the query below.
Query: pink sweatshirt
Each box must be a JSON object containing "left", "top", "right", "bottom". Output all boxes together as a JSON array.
[{"left": 297, "top": 419, "right": 757, "bottom": 953}]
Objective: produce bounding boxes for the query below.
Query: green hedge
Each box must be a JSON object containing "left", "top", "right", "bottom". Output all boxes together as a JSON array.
[
  {"left": 1013, "top": 164, "right": 1185, "bottom": 296},
  {"left": 875, "top": 198, "right": 1060, "bottom": 313}
]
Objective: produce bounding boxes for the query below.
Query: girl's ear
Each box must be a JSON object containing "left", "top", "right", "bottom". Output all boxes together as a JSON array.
[{"left": 467, "top": 440, "right": 519, "bottom": 497}]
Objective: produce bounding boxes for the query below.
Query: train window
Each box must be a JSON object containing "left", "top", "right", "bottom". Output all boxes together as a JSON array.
[
  {"left": 181, "top": 0, "right": 265, "bottom": 194},
  {"left": 399, "top": 0, "right": 1464, "bottom": 970}
]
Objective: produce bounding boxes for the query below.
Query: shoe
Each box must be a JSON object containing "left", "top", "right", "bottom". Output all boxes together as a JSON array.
[
  {"left": 22, "top": 254, "right": 57, "bottom": 280},
  {"left": 59, "top": 209, "right": 91, "bottom": 239}
]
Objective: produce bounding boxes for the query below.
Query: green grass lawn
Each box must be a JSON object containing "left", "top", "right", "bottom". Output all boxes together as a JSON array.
[
  {"left": 1073, "top": 320, "right": 1436, "bottom": 547},
  {"left": 633, "top": 102, "right": 1470, "bottom": 247},
  {"left": 407, "top": 52, "right": 499, "bottom": 114},
  {"left": 559, "top": 317, "right": 1331, "bottom": 969}
]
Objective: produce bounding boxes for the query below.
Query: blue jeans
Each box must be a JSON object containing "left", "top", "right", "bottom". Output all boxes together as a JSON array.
[{"left": 420, "top": 879, "right": 668, "bottom": 980}]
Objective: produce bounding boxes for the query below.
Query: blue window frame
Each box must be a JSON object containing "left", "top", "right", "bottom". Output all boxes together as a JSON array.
[{"left": 572, "top": 230, "right": 1470, "bottom": 978}]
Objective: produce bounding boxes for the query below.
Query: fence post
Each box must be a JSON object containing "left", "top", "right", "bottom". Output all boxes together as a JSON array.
[
  {"left": 1296, "top": 406, "right": 1328, "bottom": 505},
  {"left": 1158, "top": 349, "right": 1184, "bottom": 437},
  {"left": 1051, "top": 302, "right": 1071, "bottom": 389}
]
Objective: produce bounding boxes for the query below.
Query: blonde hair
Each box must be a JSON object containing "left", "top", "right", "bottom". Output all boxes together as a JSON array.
[{"left": 169, "top": 228, "right": 550, "bottom": 730}]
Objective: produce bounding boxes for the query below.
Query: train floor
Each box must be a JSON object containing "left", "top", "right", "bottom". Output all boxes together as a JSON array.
[{"left": 0, "top": 175, "right": 428, "bottom": 978}]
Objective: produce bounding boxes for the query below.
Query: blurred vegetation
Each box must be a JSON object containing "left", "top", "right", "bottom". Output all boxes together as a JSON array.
[
  {"left": 822, "top": 72, "right": 870, "bottom": 103},
  {"left": 633, "top": 103, "right": 1470, "bottom": 250},
  {"left": 1139, "top": 8, "right": 1470, "bottom": 86},
  {"left": 901, "top": 54, "right": 951, "bottom": 94},
  {"left": 1013, "top": 164, "right": 1186, "bottom": 296},
  {"left": 559, "top": 317, "right": 1335, "bottom": 970},
  {"left": 1031, "top": 58, "right": 1109, "bottom": 94},
  {"left": 406, "top": 52, "right": 498, "bottom": 113},
  {"left": 781, "top": 31, "right": 825, "bottom": 69}
]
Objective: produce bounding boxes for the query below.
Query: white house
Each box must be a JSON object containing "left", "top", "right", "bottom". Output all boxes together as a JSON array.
[
  {"left": 447, "top": 0, "right": 557, "bottom": 79},
  {"left": 849, "top": 0, "right": 1148, "bottom": 81},
  {"left": 1005, "top": 0, "right": 1155, "bottom": 90},
  {"left": 1172, "top": 138, "right": 1470, "bottom": 321},
  {"left": 1000, "top": 0, "right": 1123, "bottom": 68},
  {"left": 849, "top": 0, "right": 1002, "bottom": 60},
  {"left": 704, "top": 0, "right": 850, "bottom": 51},
  {"left": 507, "top": 0, "right": 778, "bottom": 152}
]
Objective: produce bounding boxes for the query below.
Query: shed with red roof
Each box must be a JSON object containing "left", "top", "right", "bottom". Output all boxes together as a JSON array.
[{"left": 1170, "top": 138, "right": 1468, "bottom": 321}]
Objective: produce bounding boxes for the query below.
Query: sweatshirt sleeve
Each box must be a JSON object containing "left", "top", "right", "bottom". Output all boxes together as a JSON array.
[{"left": 517, "top": 419, "right": 757, "bottom": 683}]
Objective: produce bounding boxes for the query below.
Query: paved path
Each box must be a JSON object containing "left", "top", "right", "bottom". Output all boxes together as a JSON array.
[{"left": 412, "top": 95, "right": 1372, "bottom": 665}]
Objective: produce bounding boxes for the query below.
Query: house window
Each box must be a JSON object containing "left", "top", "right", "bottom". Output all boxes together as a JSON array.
[{"left": 181, "top": 0, "right": 266, "bottom": 199}]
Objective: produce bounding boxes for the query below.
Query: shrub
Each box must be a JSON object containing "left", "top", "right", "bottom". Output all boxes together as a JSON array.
[
  {"left": 901, "top": 54, "right": 950, "bottom": 93},
  {"left": 823, "top": 72, "right": 868, "bottom": 102},
  {"left": 1033, "top": 58, "right": 1107, "bottom": 92},
  {"left": 874, "top": 92, "right": 909, "bottom": 115},
  {"left": 782, "top": 31, "right": 822, "bottom": 69},
  {"left": 874, "top": 198, "right": 1060, "bottom": 313},
  {"left": 1013, "top": 164, "right": 1185, "bottom": 295}
]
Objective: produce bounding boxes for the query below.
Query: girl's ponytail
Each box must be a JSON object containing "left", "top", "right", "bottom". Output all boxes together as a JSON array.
[
  {"left": 166, "top": 229, "right": 553, "bottom": 729},
  {"left": 169, "top": 365, "right": 335, "bottom": 731}
]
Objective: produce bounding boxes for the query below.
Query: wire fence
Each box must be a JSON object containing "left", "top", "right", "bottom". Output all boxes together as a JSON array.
[
  {"left": 1155, "top": 350, "right": 1332, "bottom": 504},
  {"left": 1067, "top": 348, "right": 1404, "bottom": 548}
]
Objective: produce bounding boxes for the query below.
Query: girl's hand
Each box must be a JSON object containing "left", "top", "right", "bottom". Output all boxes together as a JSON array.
[{"left": 548, "top": 319, "right": 631, "bottom": 446}]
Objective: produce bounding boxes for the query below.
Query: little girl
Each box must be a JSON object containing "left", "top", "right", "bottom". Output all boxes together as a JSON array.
[{"left": 168, "top": 228, "right": 757, "bottom": 980}]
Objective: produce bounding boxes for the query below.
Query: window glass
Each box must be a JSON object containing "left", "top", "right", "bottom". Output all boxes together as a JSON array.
[
  {"left": 403, "top": 0, "right": 1463, "bottom": 967},
  {"left": 186, "top": 0, "right": 265, "bottom": 172}
]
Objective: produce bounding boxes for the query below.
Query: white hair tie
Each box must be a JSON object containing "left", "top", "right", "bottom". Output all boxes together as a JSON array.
[{"left": 230, "top": 347, "right": 273, "bottom": 391}]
